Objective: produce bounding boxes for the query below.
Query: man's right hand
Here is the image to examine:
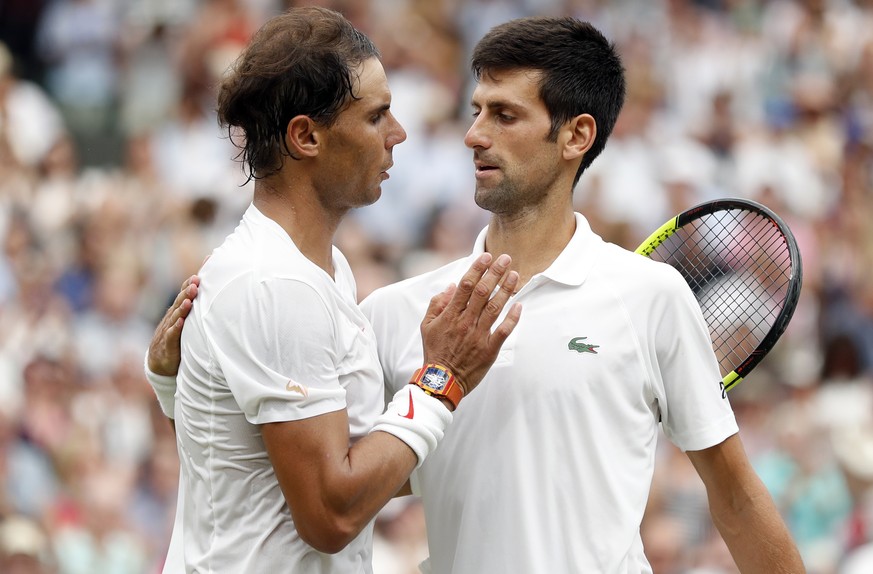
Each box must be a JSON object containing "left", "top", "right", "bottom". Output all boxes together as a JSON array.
[
  {"left": 419, "top": 253, "right": 521, "bottom": 401},
  {"left": 147, "top": 275, "right": 200, "bottom": 376}
]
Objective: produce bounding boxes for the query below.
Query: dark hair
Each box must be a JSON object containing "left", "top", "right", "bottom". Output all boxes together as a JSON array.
[
  {"left": 217, "top": 6, "right": 379, "bottom": 179},
  {"left": 471, "top": 17, "right": 626, "bottom": 185}
]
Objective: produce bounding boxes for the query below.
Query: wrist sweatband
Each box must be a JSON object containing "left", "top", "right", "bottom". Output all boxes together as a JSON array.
[
  {"left": 370, "top": 384, "right": 453, "bottom": 468},
  {"left": 143, "top": 351, "right": 177, "bottom": 419}
]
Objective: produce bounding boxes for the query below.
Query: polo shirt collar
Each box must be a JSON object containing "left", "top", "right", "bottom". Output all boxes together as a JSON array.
[{"left": 469, "top": 212, "right": 603, "bottom": 287}]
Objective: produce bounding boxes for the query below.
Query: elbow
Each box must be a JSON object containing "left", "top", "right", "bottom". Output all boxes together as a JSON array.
[{"left": 296, "top": 513, "right": 362, "bottom": 554}]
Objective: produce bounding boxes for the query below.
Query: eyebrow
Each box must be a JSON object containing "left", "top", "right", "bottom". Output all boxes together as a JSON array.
[
  {"left": 470, "top": 98, "right": 522, "bottom": 112},
  {"left": 366, "top": 101, "right": 391, "bottom": 116}
]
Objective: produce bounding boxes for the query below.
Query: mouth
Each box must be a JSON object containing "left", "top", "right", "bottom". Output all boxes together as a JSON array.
[
  {"left": 474, "top": 156, "right": 499, "bottom": 173},
  {"left": 474, "top": 159, "right": 500, "bottom": 179},
  {"left": 380, "top": 162, "right": 393, "bottom": 180}
]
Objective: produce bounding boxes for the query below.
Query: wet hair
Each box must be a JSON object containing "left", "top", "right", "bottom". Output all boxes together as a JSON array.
[
  {"left": 471, "top": 17, "right": 626, "bottom": 185},
  {"left": 217, "top": 6, "right": 379, "bottom": 179}
]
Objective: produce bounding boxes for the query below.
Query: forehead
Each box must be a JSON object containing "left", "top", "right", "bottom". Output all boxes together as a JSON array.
[
  {"left": 471, "top": 68, "right": 544, "bottom": 107},
  {"left": 349, "top": 57, "right": 391, "bottom": 106}
]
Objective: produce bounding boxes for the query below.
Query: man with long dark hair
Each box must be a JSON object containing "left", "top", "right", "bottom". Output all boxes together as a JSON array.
[{"left": 145, "top": 7, "right": 520, "bottom": 572}]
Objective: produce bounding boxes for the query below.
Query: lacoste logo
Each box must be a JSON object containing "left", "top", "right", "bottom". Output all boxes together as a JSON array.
[
  {"left": 286, "top": 381, "right": 309, "bottom": 397},
  {"left": 568, "top": 337, "right": 599, "bottom": 354},
  {"left": 400, "top": 389, "right": 414, "bottom": 419}
]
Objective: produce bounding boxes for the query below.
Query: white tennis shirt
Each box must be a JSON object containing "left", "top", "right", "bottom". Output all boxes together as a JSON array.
[
  {"left": 361, "top": 213, "right": 738, "bottom": 574},
  {"left": 165, "top": 204, "right": 384, "bottom": 573}
]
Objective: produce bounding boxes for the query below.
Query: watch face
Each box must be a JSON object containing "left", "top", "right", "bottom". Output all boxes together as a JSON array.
[{"left": 421, "top": 366, "right": 449, "bottom": 391}]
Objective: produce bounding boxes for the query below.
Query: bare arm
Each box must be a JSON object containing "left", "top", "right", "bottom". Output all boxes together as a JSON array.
[
  {"left": 687, "top": 434, "right": 805, "bottom": 573},
  {"left": 263, "top": 410, "right": 416, "bottom": 553}
]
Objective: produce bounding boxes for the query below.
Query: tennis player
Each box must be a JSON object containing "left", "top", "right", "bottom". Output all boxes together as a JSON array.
[
  {"left": 359, "top": 16, "right": 804, "bottom": 574},
  {"left": 144, "top": 7, "right": 521, "bottom": 572}
]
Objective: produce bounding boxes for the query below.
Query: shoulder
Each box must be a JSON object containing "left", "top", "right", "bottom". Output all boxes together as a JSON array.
[
  {"left": 595, "top": 241, "right": 688, "bottom": 299},
  {"left": 201, "top": 247, "right": 336, "bottom": 326}
]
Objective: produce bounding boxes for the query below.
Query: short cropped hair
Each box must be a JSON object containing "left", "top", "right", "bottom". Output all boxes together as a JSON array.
[
  {"left": 217, "top": 6, "right": 379, "bottom": 179},
  {"left": 471, "top": 17, "right": 626, "bottom": 185}
]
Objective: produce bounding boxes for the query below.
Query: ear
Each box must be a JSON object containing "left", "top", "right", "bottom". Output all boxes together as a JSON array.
[
  {"left": 561, "top": 114, "right": 597, "bottom": 162},
  {"left": 285, "top": 115, "right": 320, "bottom": 158}
]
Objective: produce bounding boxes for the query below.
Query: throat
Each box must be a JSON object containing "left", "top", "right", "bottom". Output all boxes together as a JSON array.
[{"left": 485, "top": 212, "right": 576, "bottom": 287}]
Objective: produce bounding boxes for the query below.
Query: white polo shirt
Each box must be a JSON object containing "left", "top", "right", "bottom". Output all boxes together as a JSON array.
[
  {"left": 166, "top": 204, "right": 384, "bottom": 573},
  {"left": 360, "top": 213, "right": 738, "bottom": 574}
]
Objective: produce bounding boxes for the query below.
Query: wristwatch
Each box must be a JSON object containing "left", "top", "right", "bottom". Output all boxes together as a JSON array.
[{"left": 410, "top": 363, "right": 464, "bottom": 409}]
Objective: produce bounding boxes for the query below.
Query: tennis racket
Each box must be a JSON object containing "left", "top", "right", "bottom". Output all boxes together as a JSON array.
[{"left": 635, "top": 198, "right": 802, "bottom": 392}]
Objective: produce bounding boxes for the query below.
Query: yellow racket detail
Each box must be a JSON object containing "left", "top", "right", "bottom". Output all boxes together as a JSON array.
[
  {"left": 634, "top": 217, "right": 679, "bottom": 257},
  {"left": 636, "top": 199, "right": 802, "bottom": 393}
]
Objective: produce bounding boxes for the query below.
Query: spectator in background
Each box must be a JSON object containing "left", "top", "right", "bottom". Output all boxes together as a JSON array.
[
  {"left": 0, "top": 514, "right": 55, "bottom": 574},
  {"left": 0, "top": 41, "right": 65, "bottom": 174},
  {"left": 35, "top": 0, "right": 120, "bottom": 165}
]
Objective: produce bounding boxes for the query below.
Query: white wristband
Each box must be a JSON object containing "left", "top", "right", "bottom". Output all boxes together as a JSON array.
[
  {"left": 370, "top": 384, "right": 452, "bottom": 468},
  {"left": 143, "top": 351, "right": 177, "bottom": 419}
]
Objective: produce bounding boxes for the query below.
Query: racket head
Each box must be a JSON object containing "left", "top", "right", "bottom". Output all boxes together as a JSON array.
[{"left": 636, "top": 198, "right": 803, "bottom": 391}]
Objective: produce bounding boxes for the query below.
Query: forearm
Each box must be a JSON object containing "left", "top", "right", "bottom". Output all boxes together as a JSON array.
[
  {"left": 318, "top": 431, "right": 418, "bottom": 545},
  {"left": 264, "top": 387, "right": 449, "bottom": 554},
  {"left": 708, "top": 479, "right": 805, "bottom": 573}
]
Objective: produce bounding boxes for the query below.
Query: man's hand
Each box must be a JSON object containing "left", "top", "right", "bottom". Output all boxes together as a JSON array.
[
  {"left": 420, "top": 253, "right": 521, "bottom": 398},
  {"left": 147, "top": 275, "right": 200, "bottom": 376}
]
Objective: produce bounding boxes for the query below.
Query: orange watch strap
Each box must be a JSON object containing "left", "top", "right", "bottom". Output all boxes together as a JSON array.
[
  {"left": 442, "top": 379, "right": 464, "bottom": 409},
  {"left": 410, "top": 364, "right": 465, "bottom": 409}
]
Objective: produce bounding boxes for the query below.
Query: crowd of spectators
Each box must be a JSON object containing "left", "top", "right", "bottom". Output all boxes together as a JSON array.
[{"left": 0, "top": 0, "right": 871, "bottom": 572}]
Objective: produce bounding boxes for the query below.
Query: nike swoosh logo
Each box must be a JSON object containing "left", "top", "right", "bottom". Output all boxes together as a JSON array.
[
  {"left": 286, "top": 381, "right": 309, "bottom": 397},
  {"left": 400, "top": 389, "right": 414, "bottom": 419}
]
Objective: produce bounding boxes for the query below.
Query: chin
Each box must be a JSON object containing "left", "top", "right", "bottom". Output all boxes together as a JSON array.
[{"left": 361, "top": 186, "right": 382, "bottom": 207}]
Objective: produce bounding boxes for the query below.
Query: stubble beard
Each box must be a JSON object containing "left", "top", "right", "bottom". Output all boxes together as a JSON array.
[{"left": 474, "top": 177, "right": 521, "bottom": 215}]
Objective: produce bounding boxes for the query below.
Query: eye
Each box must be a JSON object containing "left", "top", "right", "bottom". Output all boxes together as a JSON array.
[
  {"left": 497, "top": 113, "right": 514, "bottom": 122},
  {"left": 371, "top": 108, "right": 390, "bottom": 124}
]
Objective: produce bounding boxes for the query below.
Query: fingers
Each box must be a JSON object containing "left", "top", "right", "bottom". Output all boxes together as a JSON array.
[
  {"left": 453, "top": 253, "right": 512, "bottom": 321},
  {"left": 488, "top": 301, "right": 522, "bottom": 349},
  {"left": 173, "top": 275, "right": 199, "bottom": 308},
  {"left": 422, "top": 284, "right": 456, "bottom": 326},
  {"left": 164, "top": 276, "right": 199, "bottom": 325},
  {"left": 168, "top": 298, "right": 193, "bottom": 328},
  {"left": 147, "top": 274, "right": 201, "bottom": 376},
  {"left": 476, "top": 268, "right": 519, "bottom": 332},
  {"left": 443, "top": 253, "right": 493, "bottom": 316}
]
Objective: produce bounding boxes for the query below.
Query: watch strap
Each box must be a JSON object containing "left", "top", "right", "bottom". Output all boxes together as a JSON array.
[{"left": 410, "top": 363, "right": 464, "bottom": 409}]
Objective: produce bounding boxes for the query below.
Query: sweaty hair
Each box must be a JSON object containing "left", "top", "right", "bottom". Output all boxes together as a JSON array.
[
  {"left": 471, "top": 17, "right": 626, "bottom": 185},
  {"left": 217, "top": 6, "right": 379, "bottom": 179}
]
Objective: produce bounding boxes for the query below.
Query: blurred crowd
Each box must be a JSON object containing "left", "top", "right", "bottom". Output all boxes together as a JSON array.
[{"left": 0, "top": 0, "right": 872, "bottom": 572}]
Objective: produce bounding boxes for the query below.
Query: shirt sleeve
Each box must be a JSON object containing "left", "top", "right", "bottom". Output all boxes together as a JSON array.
[
  {"left": 205, "top": 275, "right": 347, "bottom": 425},
  {"left": 653, "top": 269, "right": 739, "bottom": 452}
]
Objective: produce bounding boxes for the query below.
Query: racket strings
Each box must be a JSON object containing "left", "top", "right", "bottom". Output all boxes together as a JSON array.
[{"left": 649, "top": 209, "right": 794, "bottom": 377}]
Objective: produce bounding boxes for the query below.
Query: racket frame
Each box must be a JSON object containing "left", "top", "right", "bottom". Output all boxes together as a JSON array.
[{"left": 635, "top": 198, "right": 803, "bottom": 391}]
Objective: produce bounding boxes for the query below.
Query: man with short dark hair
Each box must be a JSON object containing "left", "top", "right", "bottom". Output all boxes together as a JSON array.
[{"left": 361, "top": 16, "right": 804, "bottom": 574}]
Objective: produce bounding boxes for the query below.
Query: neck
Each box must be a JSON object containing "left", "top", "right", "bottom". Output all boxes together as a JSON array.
[
  {"left": 252, "top": 174, "right": 342, "bottom": 277},
  {"left": 484, "top": 203, "right": 576, "bottom": 288}
]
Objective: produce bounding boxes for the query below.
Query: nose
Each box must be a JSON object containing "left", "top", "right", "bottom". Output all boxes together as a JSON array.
[
  {"left": 464, "top": 116, "right": 489, "bottom": 149},
  {"left": 386, "top": 112, "right": 407, "bottom": 149}
]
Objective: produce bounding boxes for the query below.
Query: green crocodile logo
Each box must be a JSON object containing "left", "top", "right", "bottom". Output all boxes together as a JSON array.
[{"left": 568, "top": 337, "right": 599, "bottom": 354}]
